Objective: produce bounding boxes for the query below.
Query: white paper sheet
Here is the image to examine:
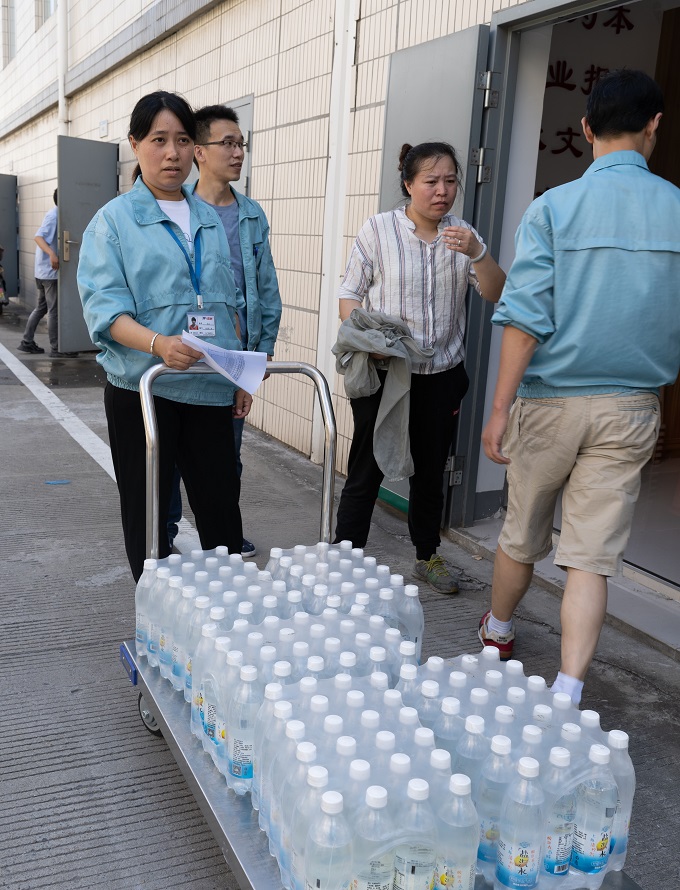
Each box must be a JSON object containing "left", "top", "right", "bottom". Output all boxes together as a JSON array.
[{"left": 181, "top": 330, "right": 268, "bottom": 394}]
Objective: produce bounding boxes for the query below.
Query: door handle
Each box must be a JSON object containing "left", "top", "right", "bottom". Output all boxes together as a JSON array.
[{"left": 63, "top": 231, "right": 80, "bottom": 261}]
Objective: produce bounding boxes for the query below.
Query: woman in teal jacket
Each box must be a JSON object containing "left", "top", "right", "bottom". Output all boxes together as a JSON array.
[{"left": 78, "top": 91, "right": 251, "bottom": 580}]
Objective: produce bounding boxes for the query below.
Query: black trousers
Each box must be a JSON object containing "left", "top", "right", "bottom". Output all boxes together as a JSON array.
[
  {"left": 105, "top": 384, "right": 243, "bottom": 581},
  {"left": 334, "top": 363, "right": 469, "bottom": 558}
]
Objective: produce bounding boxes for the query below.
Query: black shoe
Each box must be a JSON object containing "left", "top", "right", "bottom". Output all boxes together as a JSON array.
[
  {"left": 49, "top": 349, "right": 78, "bottom": 358},
  {"left": 18, "top": 341, "right": 45, "bottom": 354}
]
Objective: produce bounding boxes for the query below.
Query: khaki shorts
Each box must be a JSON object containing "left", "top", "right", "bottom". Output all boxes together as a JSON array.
[{"left": 498, "top": 393, "right": 660, "bottom": 576}]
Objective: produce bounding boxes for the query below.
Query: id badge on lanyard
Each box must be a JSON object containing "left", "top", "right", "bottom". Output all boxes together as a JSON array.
[{"left": 162, "top": 221, "right": 216, "bottom": 337}]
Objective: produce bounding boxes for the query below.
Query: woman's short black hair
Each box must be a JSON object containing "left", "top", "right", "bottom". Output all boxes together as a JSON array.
[
  {"left": 585, "top": 69, "right": 663, "bottom": 139},
  {"left": 398, "top": 142, "right": 460, "bottom": 198},
  {"left": 128, "top": 91, "right": 196, "bottom": 181}
]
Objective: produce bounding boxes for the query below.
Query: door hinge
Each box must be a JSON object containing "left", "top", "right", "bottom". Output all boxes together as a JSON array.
[
  {"left": 445, "top": 455, "right": 465, "bottom": 487},
  {"left": 477, "top": 70, "right": 500, "bottom": 109},
  {"left": 470, "top": 147, "right": 492, "bottom": 184}
]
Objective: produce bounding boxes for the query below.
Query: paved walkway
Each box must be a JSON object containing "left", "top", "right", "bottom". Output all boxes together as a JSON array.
[{"left": 0, "top": 301, "right": 678, "bottom": 889}]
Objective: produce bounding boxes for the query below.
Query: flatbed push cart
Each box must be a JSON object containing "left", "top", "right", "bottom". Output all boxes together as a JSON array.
[{"left": 120, "top": 363, "right": 641, "bottom": 890}]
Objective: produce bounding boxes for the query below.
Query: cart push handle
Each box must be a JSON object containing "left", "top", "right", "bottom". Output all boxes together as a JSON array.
[{"left": 139, "top": 361, "right": 337, "bottom": 560}]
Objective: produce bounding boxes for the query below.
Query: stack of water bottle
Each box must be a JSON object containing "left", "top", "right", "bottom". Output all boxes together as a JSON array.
[{"left": 134, "top": 541, "right": 635, "bottom": 890}]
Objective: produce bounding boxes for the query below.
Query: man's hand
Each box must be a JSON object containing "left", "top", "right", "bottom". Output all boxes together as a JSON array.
[
  {"left": 482, "top": 407, "right": 511, "bottom": 465},
  {"left": 233, "top": 388, "right": 253, "bottom": 419},
  {"left": 49, "top": 253, "right": 60, "bottom": 271}
]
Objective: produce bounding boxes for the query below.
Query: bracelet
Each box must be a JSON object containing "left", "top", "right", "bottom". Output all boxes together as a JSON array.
[
  {"left": 149, "top": 332, "right": 160, "bottom": 356},
  {"left": 470, "top": 243, "right": 488, "bottom": 264}
]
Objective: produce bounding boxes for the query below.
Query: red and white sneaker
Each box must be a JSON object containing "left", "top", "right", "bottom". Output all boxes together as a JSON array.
[{"left": 478, "top": 610, "right": 515, "bottom": 661}]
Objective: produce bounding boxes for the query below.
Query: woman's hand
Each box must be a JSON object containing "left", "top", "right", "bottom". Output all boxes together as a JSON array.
[
  {"left": 233, "top": 389, "right": 253, "bottom": 419},
  {"left": 154, "top": 334, "right": 204, "bottom": 370},
  {"left": 442, "top": 226, "right": 482, "bottom": 259}
]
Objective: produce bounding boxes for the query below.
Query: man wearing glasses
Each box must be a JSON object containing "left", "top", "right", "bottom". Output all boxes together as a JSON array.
[{"left": 168, "top": 105, "right": 282, "bottom": 556}]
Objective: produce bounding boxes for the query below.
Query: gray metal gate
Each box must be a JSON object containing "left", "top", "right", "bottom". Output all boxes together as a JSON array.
[{"left": 0, "top": 173, "right": 18, "bottom": 298}]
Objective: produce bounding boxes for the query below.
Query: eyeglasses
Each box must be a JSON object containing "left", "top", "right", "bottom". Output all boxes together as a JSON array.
[{"left": 198, "top": 139, "right": 248, "bottom": 151}]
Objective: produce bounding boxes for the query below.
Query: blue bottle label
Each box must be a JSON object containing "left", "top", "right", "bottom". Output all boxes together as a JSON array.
[
  {"left": 496, "top": 837, "right": 540, "bottom": 888},
  {"left": 228, "top": 736, "right": 253, "bottom": 779},
  {"left": 478, "top": 816, "right": 500, "bottom": 863},
  {"left": 570, "top": 824, "right": 612, "bottom": 873}
]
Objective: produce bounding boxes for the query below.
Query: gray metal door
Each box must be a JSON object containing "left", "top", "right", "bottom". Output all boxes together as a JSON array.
[
  {"left": 377, "top": 25, "right": 490, "bottom": 509},
  {"left": 57, "top": 135, "right": 119, "bottom": 353},
  {"left": 0, "top": 174, "right": 18, "bottom": 298}
]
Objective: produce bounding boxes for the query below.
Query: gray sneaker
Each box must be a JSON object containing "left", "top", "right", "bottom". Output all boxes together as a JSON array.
[{"left": 413, "top": 554, "right": 459, "bottom": 594}]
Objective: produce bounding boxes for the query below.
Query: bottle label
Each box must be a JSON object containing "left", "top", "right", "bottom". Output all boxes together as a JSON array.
[
  {"left": 306, "top": 880, "right": 351, "bottom": 890},
  {"left": 351, "top": 853, "right": 394, "bottom": 890},
  {"left": 544, "top": 826, "right": 573, "bottom": 875},
  {"left": 478, "top": 816, "right": 500, "bottom": 863},
  {"left": 393, "top": 844, "right": 436, "bottom": 890},
  {"left": 185, "top": 656, "right": 192, "bottom": 690},
  {"left": 570, "top": 824, "right": 612, "bottom": 874},
  {"left": 135, "top": 613, "right": 148, "bottom": 646},
  {"left": 148, "top": 621, "right": 159, "bottom": 654},
  {"left": 159, "top": 631, "right": 172, "bottom": 666},
  {"left": 204, "top": 701, "right": 217, "bottom": 740},
  {"left": 434, "top": 857, "right": 475, "bottom": 890},
  {"left": 495, "top": 837, "right": 540, "bottom": 887},
  {"left": 228, "top": 736, "right": 253, "bottom": 779}
]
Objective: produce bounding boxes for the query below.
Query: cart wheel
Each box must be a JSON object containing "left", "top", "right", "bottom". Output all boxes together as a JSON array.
[{"left": 138, "top": 692, "right": 163, "bottom": 738}]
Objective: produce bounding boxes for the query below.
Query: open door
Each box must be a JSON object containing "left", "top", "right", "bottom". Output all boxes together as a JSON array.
[
  {"left": 0, "top": 174, "right": 18, "bottom": 301},
  {"left": 57, "top": 135, "right": 119, "bottom": 353},
  {"left": 376, "top": 25, "right": 491, "bottom": 513}
]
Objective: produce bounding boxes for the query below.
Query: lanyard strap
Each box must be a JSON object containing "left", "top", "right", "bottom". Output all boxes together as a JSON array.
[{"left": 162, "top": 221, "right": 203, "bottom": 308}]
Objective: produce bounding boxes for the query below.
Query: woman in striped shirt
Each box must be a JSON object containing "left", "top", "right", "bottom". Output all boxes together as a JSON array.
[{"left": 334, "top": 141, "right": 505, "bottom": 594}]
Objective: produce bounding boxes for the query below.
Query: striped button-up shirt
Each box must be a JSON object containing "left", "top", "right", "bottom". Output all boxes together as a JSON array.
[{"left": 338, "top": 207, "right": 483, "bottom": 374}]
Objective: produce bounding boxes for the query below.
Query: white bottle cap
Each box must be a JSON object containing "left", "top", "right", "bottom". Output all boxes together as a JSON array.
[
  {"left": 448, "top": 671, "right": 467, "bottom": 690},
  {"left": 260, "top": 646, "right": 277, "bottom": 663},
  {"left": 518, "top": 756, "right": 540, "bottom": 778},
  {"left": 240, "top": 665, "right": 258, "bottom": 682},
  {"left": 385, "top": 627, "right": 402, "bottom": 644},
  {"left": 156, "top": 567, "right": 172, "bottom": 579},
  {"left": 464, "top": 714, "right": 485, "bottom": 734},
  {"left": 370, "top": 672, "right": 389, "bottom": 691},
  {"left": 279, "top": 628, "right": 295, "bottom": 641},
  {"left": 400, "top": 641, "right": 417, "bottom": 656},
  {"left": 274, "top": 660, "right": 292, "bottom": 678},
  {"left": 339, "top": 651, "right": 357, "bottom": 668},
  {"left": 274, "top": 700, "right": 293, "bottom": 720},
  {"left": 334, "top": 673, "right": 352, "bottom": 691},
  {"left": 307, "top": 765, "right": 329, "bottom": 787},
  {"left": 364, "top": 578, "right": 379, "bottom": 591},
  {"left": 421, "top": 680, "right": 439, "bottom": 699},
  {"left": 201, "top": 622, "right": 218, "bottom": 638},
  {"left": 340, "top": 619, "right": 355, "bottom": 635},
  {"left": 300, "top": 677, "right": 318, "bottom": 695},
  {"left": 169, "top": 576, "right": 182, "bottom": 589},
  {"left": 215, "top": 637, "right": 231, "bottom": 653},
  {"left": 262, "top": 595, "right": 278, "bottom": 610},
  {"left": 143, "top": 558, "right": 158, "bottom": 570},
  {"left": 441, "top": 696, "right": 461, "bottom": 716},
  {"left": 470, "top": 688, "right": 489, "bottom": 707},
  {"left": 485, "top": 669, "right": 503, "bottom": 688},
  {"left": 222, "top": 590, "right": 237, "bottom": 606},
  {"left": 522, "top": 724, "right": 542, "bottom": 745},
  {"left": 400, "top": 664, "right": 418, "bottom": 681},
  {"left": 227, "top": 650, "right": 243, "bottom": 667},
  {"left": 191, "top": 550, "right": 205, "bottom": 561},
  {"left": 533, "top": 705, "right": 552, "bottom": 724},
  {"left": 296, "top": 741, "right": 317, "bottom": 763},
  {"left": 237, "top": 602, "right": 253, "bottom": 615},
  {"left": 355, "top": 593, "right": 371, "bottom": 607},
  {"left": 264, "top": 683, "right": 283, "bottom": 701},
  {"left": 307, "top": 656, "right": 325, "bottom": 673},
  {"left": 311, "top": 695, "right": 329, "bottom": 714},
  {"left": 589, "top": 743, "right": 610, "bottom": 764},
  {"left": 195, "top": 571, "right": 209, "bottom": 586},
  {"left": 366, "top": 785, "right": 388, "bottom": 809},
  {"left": 182, "top": 586, "right": 196, "bottom": 599},
  {"left": 491, "top": 735, "right": 512, "bottom": 756},
  {"left": 426, "top": 656, "right": 444, "bottom": 673},
  {"left": 430, "top": 748, "right": 451, "bottom": 770},
  {"left": 384, "top": 689, "right": 403, "bottom": 707},
  {"left": 194, "top": 595, "right": 210, "bottom": 608},
  {"left": 347, "top": 690, "right": 365, "bottom": 709},
  {"left": 507, "top": 687, "right": 526, "bottom": 705},
  {"left": 269, "top": 547, "right": 283, "bottom": 559},
  {"left": 361, "top": 709, "right": 380, "bottom": 730},
  {"left": 356, "top": 632, "right": 371, "bottom": 647},
  {"left": 350, "top": 759, "right": 371, "bottom": 781},
  {"left": 608, "top": 729, "right": 630, "bottom": 750},
  {"left": 407, "top": 778, "right": 429, "bottom": 800},
  {"left": 375, "top": 730, "right": 396, "bottom": 751},
  {"left": 339, "top": 539, "right": 353, "bottom": 551},
  {"left": 527, "top": 675, "right": 547, "bottom": 693},
  {"left": 581, "top": 710, "right": 601, "bottom": 729},
  {"left": 209, "top": 581, "right": 224, "bottom": 596},
  {"left": 279, "top": 556, "right": 293, "bottom": 568},
  {"left": 390, "top": 753, "right": 411, "bottom": 774},
  {"left": 247, "top": 632, "right": 264, "bottom": 648},
  {"left": 390, "top": 573, "right": 404, "bottom": 586},
  {"left": 209, "top": 606, "right": 226, "bottom": 621},
  {"left": 324, "top": 715, "right": 344, "bottom": 734},
  {"left": 379, "top": 588, "right": 394, "bottom": 601},
  {"left": 314, "top": 584, "right": 328, "bottom": 599},
  {"left": 286, "top": 719, "right": 306, "bottom": 740},
  {"left": 561, "top": 722, "right": 581, "bottom": 742},
  {"left": 404, "top": 584, "right": 419, "bottom": 597},
  {"left": 461, "top": 655, "right": 479, "bottom": 673},
  {"left": 370, "top": 646, "right": 387, "bottom": 662},
  {"left": 481, "top": 646, "right": 500, "bottom": 663},
  {"left": 549, "top": 746, "right": 570, "bottom": 768},
  {"left": 505, "top": 659, "right": 524, "bottom": 676},
  {"left": 552, "top": 692, "right": 572, "bottom": 711},
  {"left": 495, "top": 705, "right": 514, "bottom": 724},
  {"left": 293, "top": 641, "right": 309, "bottom": 657},
  {"left": 336, "top": 736, "right": 357, "bottom": 757},
  {"left": 259, "top": 570, "right": 273, "bottom": 581},
  {"left": 341, "top": 582, "right": 355, "bottom": 596},
  {"left": 414, "top": 727, "right": 435, "bottom": 748},
  {"left": 272, "top": 580, "right": 287, "bottom": 595},
  {"left": 399, "top": 707, "right": 419, "bottom": 727},
  {"left": 450, "top": 773, "right": 472, "bottom": 796}
]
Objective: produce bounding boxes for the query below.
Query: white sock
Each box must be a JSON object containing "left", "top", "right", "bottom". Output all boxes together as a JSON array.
[
  {"left": 551, "top": 671, "right": 584, "bottom": 705},
  {"left": 488, "top": 612, "right": 513, "bottom": 635}
]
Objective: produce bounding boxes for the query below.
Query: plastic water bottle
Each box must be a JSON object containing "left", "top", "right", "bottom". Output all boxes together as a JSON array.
[
  {"left": 397, "top": 664, "right": 421, "bottom": 708},
  {"left": 251, "top": 682, "right": 284, "bottom": 811},
  {"left": 397, "top": 706, "right": 421, "bottom": 735},
  {"left": 490, "top": 705, "right": 516, "bottom": 742},
  {"left": 202, "top": 637, "right": 231, "bottom": 762},
  {"left": 291, "top": 765, "right": 331, "bottom": 890},
  {"left": 226, "top": 665, "right": 263, "bottom": 795},
  {"left": 135, "top": 558, "right": 157, "bottom": 658},
  {"left": 392, "top": 778, "right": 437, "bottom": 890},
  {"left": 469, "top": 687, "right": 491, "bottom": 720},
  {"left": 453, "top": 715, "right": 490, "bottom": 798},
  {"left": 476, "top": 735, "right": 515, "bottom": 883},
  {"left": 396, "top": 640, "right": 419, "bottom": 673},
  {"left": 215, "top": 650, "right": 244, "bottom": 774},
  {"left": 147, "top": 567, "right": 172, "bottom": 666},
  {"left": 344, "top": 690, "right": 366, "bottom": 737},
  {"left": 183, "top": 595, "right": 212, "bottom": 702},
  {"left": 421, "top": 655, "right": 445, "bottom": 684},
  {"left": 278, "top": 741, "right": 318, "bottom": 887},
  {"left": 579, "top": 710, "right": 606, "bottom": 745},
  {"left": 351, "top": 785, "right": 395, "bottom": 890},
  {"left": 328, "top": 735, "right": 359, "bottom": 794},
  {"left": 397, "top": 585, "right": 425, "bottom": 661},
  {"left": 417, "top": 681, "right": 441, "bottom": 730},
  {"left": 190, "top": 622, "right": 218, "bottom": 737},
  {"left": 372, "top": 731, "right": 396, "bottom": 784},
  {"left": 367, "top": 672, "right": 390, "bottom": 709},
  {"left": 607, "top": 730, "right": 635, "bottom": 872},
  {"left": 569, "top": 744, "right": 618, "bottom": 885},
  {"left": 411, "top": 727, "right": 436, "bottom": 781},
  {"left": 381, "top": 689, "right": 404, "bottom": 732},
  {"left": 343, "top": 758, "right": 372, "bottom": 817},
  {"left": 504, "top": 659, "right": 527, "bottom": 689},
  {"left": 318, "top": 714, "right": 345, "bottom": 763},
  {"left": 434, "top": 773, "right": 479, "bottom": 890},
  {"left": 485, "top": 669, "right": 505, "bottom": 701},
  {"left": 159, "top": 576, "right": 183, "bottom": 680},
  {"left": 541, "top": 746, "right": 576, "bottom": 883},
  {"left": 357, "top": 710, "right": 381, "bottom": 755},
  {"left": 385, "top": 754, "right": 412, "bottom": 822},
  {"left": 495, "top": 757, "right": 545, "bottom": 890},
  {"left": 303, "top": 790, "right": 353, "bottom": 890},
  {"left": 269, "top": 719, "right": 307, "bottom": 854},
  {"left": 258, "top": 699, "right": 294, "bottom": 831},
  {"left": 428, "top": 749, "right": 452, "bottom": 812},
  {"left": 514, "top": 725, "right": 545, "bottom": 764},
  {"left": 170, "top": 585, "right": 195, "bottom": 690},
  {"left": 447, "top": 670, "right": 468, "bottom": 698},
  {"left": 434, "top": 697, "right": 465, "bottom": 758}
]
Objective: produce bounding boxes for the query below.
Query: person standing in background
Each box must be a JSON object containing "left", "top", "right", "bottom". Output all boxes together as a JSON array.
[
  {"left": 167, "top": 104, "right": 282, "bottom": 557},
  {"left": 18, "top": 189, "right": 76, "bottom": 357}
]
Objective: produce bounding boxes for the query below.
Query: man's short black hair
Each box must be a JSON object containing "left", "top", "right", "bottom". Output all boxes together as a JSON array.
[
  {"left": 585, "top": 69, "right": 663, "bottom": 139},
  {"left": 195, "top": 105, "right": 240, "bottom": 145}
]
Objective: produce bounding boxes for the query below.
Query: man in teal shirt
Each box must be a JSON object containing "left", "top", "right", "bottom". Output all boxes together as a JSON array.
[{"left": 479, "top": 70, "right": 680, "bottom": 703}]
